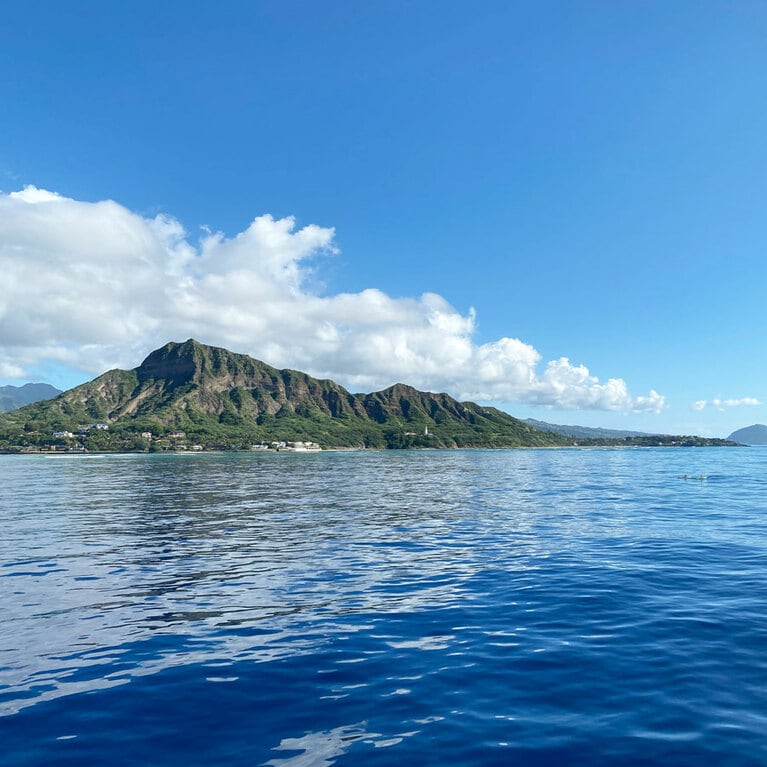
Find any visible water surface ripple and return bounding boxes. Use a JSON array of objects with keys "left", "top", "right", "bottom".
[{"left": 1, "top": 448, "right": 767, "bottom": 765}]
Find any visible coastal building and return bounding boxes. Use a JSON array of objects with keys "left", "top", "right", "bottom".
[{"left": 251, "top": 441, "right": 321, "bottom": 451}]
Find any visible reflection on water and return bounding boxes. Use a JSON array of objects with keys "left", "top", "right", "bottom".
[
  {"left": 2, "top": 449, "right": 767, "bottom": 765},
  {"left": 263, "top": 722, "right": 414, "bottom": 767}
]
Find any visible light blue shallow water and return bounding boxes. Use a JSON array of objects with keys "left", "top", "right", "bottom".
[{"left": 1, "top": 448, "right": 766, "bottom": 766}]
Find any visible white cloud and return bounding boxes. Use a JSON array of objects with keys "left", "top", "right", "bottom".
[
  {"left": 9, "top": 186, "right": 65, "bottom": 204},
  {"left": 0, "top": 361, "right": 25, "bottom": 378},
  {"left": 692, "top": 397, "right": 761, "bottom": 412},
  {"left": 0, "top": 186, "right": 664, "bottom": 412}
]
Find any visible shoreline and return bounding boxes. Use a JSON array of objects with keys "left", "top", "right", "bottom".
[{"left": 0, "top": 442, "right": 743, "bottom": 457}]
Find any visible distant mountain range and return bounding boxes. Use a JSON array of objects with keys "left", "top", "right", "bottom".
[
  {"left": 523, "top": 418, "right": 654, "bottom": 440},
  {"left": 0, "top": 340, "right": 738, "bottom": 451},
  {"left": 727, "top": 424, "right": 767, "bottom": 445},
  {"left": 0, "top": 383, "right": 62, "bottom": 413}
]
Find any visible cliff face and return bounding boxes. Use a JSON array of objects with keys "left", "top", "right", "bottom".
[{"left": 0, "top": 339, "right": 565, "bottom": 448}]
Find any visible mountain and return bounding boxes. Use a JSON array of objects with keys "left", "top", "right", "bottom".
[
  {"left": 0, "top": 383, "right": 62, "bottom": 413},
  {"left": 0, "top": 340, "right": 740, "bottom": 452},
  {"left": 0, "top": 339, "right": 567, "bottom": 450},
  {"left": 727, "top": 424, "right": 767, "bottom": 445},
  {"left": 523, "top": 418, "right": 653, "bottom": 440}
]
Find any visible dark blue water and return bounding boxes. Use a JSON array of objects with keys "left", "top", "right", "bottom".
[{"left": 1, "top": 448, "right": 766, "bottom": 766}]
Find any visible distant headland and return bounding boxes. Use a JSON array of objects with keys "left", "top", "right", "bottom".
[{"left": 727, "top": 424, "right": 767, "bottom": 445}]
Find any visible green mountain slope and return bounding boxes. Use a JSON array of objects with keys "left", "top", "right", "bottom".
[{"left": 0, "top": 339, "right": 566, "bottom": 450}]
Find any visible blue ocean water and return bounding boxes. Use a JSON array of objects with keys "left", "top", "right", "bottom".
[{"left": 1, "top": 447, "right": 766, "bottom": 766}]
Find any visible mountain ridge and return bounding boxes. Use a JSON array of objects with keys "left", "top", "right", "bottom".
[
  {"left": 0, "top": 383, "right": 62, "bottom": 413},
  {"left": 523, "top": 418, "right": 654, "bottom": 440},
  {"left": 0, "top": 340, "right": 565, "bottom": 450},
  {"left": 0, "top": 340, "right": 738, "bottom": 451}
]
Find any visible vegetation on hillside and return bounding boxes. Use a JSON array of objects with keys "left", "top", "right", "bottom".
[{"left": 0, "top": 340, "right": 741, "bottom": 452}]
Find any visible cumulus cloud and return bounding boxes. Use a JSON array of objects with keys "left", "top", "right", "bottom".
[
  {"left": 692, "top": 397, "right": 761, "bottom": 412},
  {"left": 0, "top": 186, "right": 664, "bottom": 412}
]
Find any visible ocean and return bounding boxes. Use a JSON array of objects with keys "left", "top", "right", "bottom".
[{"left": 1, "top": 448, "right": 766, "bottom": 766}]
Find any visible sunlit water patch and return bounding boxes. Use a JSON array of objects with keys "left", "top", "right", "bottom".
[{"left": 1, "top": 448, "right": 767, "bottom": 765}]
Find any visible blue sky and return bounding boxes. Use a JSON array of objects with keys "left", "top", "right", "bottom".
[{"left": 1, "top": 1, "right": 765, "bottom": 437}]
